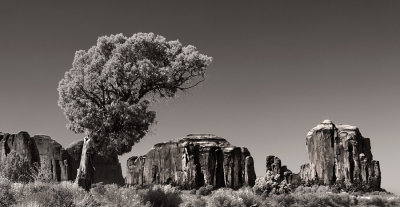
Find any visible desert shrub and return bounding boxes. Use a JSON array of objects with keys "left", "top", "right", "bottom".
[
  {"left": 332, "top": 179, "right": 381, "bottom": 193},
  {"left": 264, "top": 189, "right": 400, "bottom": 207},
  {"left": 13, "top": 181, "right": 96, "bottom": 207},
  {"left": 2, "top": 181, "right": 398, "bottom": 207},
  {"left": 142, "top": 185, "right": 182, "bottom": 207},
  {"left": 386, "top": 196, "right": 400, "bottom": 206},
  {"left": 0, "top": 151, "right": 37, "bottom": 183},
  {"left": 196, "top": 185, "right": 214, "bottom": 196},
  {"left": 59, "top": 181, "right": 97, "bottom": 207},
  {"left": 268, "top": 194, "right": 296, "bottom": 207},
  {"left": 294, "top": 185, "right": 334, "bottom": 194},
  {"left": 207, "top": 188, "right": 246, "bottom": 207},
  {"left": 35, "top": 184, "right": 75, "bottom": 207},
  {"left": 0, "top": 177, "right": 16, "bottom": 207},
  {"left": 235, "top": 187, "right": 264, "bottom": 207},
  {"left": 189, "top": 189, "right": 197, "bottom": 195},
  {"left": 90, "top": 182, "right": 107, "bottom": 198},
  {"left": 367, "top": 197, "right": 386, "bottom": 207},
  {"left": 180, "top": 195, "right": 207, "bottom": 207},
  {"left": 206, "top": 187, "right": 265, "bottom": 207},
  {"left": 269, "top": 192, "right": 353, "bottom": 207},
  {"left": 32, "top": 165, "right": 55, "bottom": 183},
  {"left": 12, "top": 181, "right": 51, "bottom": 204},
  {"left": 356, "top": 194, "right": 400, "bottom": 207},
  {"left": 253, "top": 172, "right": 291, "bottom": 196},
  {"left": 10, "top": 182, "right": 26, "bottom": 203},
  {"left": 91, "top": 183, "right": 145, "bottom": 207},
  {"left": 253, "top": 176, "right": 269, "bottom": 195}
]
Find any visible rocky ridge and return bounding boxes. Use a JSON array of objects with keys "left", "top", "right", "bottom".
[{"left": 1, "top": 120, "right": 382, "bottom": 192}]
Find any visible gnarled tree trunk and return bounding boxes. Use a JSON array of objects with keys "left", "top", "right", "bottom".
[{"left": 75, "top": 136, "right": 94, "bottom": 190}]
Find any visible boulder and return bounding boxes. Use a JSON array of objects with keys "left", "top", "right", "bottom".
[
  {"left": 300, "top": 120, "right": 381, "bottom": 190},
  {"left": 126, "top": 134, "right": 256, "bottom": 189}
]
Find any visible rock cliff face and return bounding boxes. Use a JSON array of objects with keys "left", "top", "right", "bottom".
[
  {"left": 66, "top": 140, "right": 124, "bottom": 186},
  {"left": 126, "top": 134, "right": 256, "bottom": 189},
  {"left": 0, "top": 131, "right": 124, "bottom": 185},
  {"left": 0, "top": 131, "right": 66, "bottom": 181},
  {"left": 300, "top": 120, "right": 381, "bottom": 190},
  {"left": 65, "top": 140, "right": 84, "bottom": 181},
  {"left": 33, "top": 135, "right": 69, "bottom": 181},
  {"left": 0, "top": 132, "right": 40, "bottom": 165}
]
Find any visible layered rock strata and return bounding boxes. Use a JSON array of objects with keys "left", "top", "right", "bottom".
[
  {"left": 126, "top": 134, "right": 256, "bottom": 189},
  {"left": 299, "top": 120, "right": 381, "bottom": 190}
]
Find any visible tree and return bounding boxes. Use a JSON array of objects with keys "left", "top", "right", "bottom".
[{"left": 58, "top": 33, "right": 212, "bottom": 189}]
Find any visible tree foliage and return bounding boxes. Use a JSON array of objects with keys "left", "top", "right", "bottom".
[{"left": 58, "top": 33, "right": 212, "bottom": 155}]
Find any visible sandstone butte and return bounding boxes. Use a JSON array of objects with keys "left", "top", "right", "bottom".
[
  {"left": 300, "top": 120, "right": 381, "bottom": 190},
  {"left": 263, "top": 120, "right": 381, "bottom": 191},
  {"left": 126, "top": 134, "right": 257, "bottom": 189},
  {"left": 0, "top": 131, "right": 124, "bottom": 185}
]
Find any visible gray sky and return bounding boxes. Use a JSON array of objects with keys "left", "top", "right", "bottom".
[{"left": 1, "top": 1, "right": 399, "bottom": 193}]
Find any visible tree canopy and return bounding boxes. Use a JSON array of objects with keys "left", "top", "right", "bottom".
[{"left": 58, "top": 33, "right": 212, "bottom": 155}]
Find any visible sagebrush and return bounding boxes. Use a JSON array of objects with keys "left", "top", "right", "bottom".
[{"left": 0, "top": 177, "right": 399, "bottom": 207}]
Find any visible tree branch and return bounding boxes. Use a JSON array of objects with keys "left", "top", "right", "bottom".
[
  {"left": 78, "top": 85, "right": 102, "bottom": 108},
  {"left": 178, "top": 78, "right": 205, "bottom": 90}
]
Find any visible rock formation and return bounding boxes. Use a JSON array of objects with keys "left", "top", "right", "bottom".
[
  {"left": 0, "top": 131, "right": 40, "bottom": 165},
  {"left": 65, "top": 140, "right": 84, "bottom": 181},
  {"left": 253, "top": 155, "right": 298, "bottom": 195},
  {"left": 67, "top": 140, "right": 124, "bottom": 186},
  {"left": 0, "top": 131, "right": 124, "bottom": 186},
  {"left": 33, "top": 135, "right": 69, "bottom": 181},
  {"left": 299, "top": 120, "right": 381, "bottom": 190},
  {"left": 126, "top": 134, "right": 256, "bottom": 189},
  {"left": 265, "top": 155, "right": 301, "bottom": 185}
]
